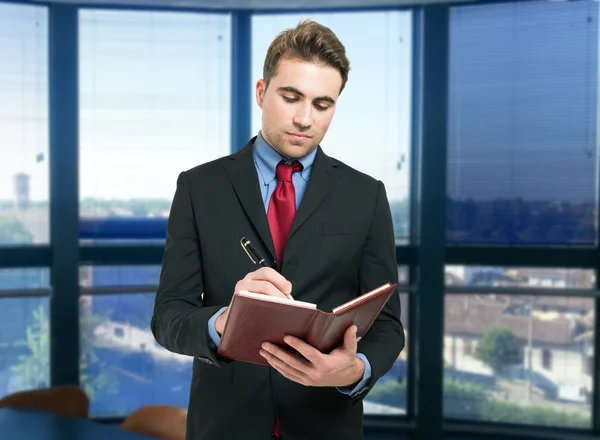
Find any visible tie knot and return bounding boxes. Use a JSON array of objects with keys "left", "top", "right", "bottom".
[{"left": 276, "top": 161, "right": 303, "bottom": 182}]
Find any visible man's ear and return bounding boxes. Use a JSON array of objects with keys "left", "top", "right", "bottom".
[{"left": 256, "top": 79, "right": 266, "bottom": 109}]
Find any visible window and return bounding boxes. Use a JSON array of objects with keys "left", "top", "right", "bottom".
[
  {"left": 0, "top": 268, "right": 51, "bottom": 400},
  {"left": 542, "top": 349, "right": 552, "bottom": 370},
  {"left": 364, "top": 266, "right": 409, "bottom": 415},
  {"left": 463, "top": 340, "right": 473, "bottom": 356},
  {"left": 78, "top": 264, "right": 408, "bottom": 416},
  {"left": 79, "top": 265, "right": 190, "bottom": 416},
  {"left": 0, "top": 267, "right": 50, "bottom": 290},
  {"left": 586, "top": 356, "right": 593, "bottom": 376},
  {"left": 78, "top": 10, "right": 231, "bottom": 241},
  {"left": 444, "top": 266, "right": 594, "bottom": 428},
  {"left": 252, "top": 12, "right": 412, "bottom": 244},
  {"left": 445, "top": 266, "right": 595, "bottom": 289},
  {"left": 0, "top": 297, "right": 50, "bottom": 398},
  {"left": 80, "top": 265, "right": 161, "bottom": 288},
  {"left": 0, "top": 3, "right": 49, "bottom": 246},
  {"left": 447, "top": 1, "right": 598, "bottom": 245}
]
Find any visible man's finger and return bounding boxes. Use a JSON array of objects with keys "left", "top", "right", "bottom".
[
  {"left": 262, "top": 342, "right": 312, "bottom": 371},
  {"left": 284, "top": 336, "right": 323, "bottom": 365},
  {"left": 343, "top": 325, "right": 358, "bottom": 350},
  {"left": 245, "top": 280, "right": 288, "bottom": 299},
  {"left": 254, "top": 267, "right": 293, "bottom": 295},
  {"left": 270, "top": 363, "right": 309, "bottom": 386},
  {"left": 260, "top": 349, "right": 310, "bottom": 384}
]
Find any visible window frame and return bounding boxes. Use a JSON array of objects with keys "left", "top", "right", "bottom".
[{"left": 1, "top": 1, "right": 599, "bottom": 440}]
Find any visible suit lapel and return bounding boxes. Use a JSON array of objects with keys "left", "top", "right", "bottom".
[
  {"left": 288, "top": 146, "right": 341, "bottom": 240},
  {"left": 222, "top": 138, "right": 277, "bottom": 262},
  {"left": 223, "top": 141, "right": 341, "bottom": 266}
]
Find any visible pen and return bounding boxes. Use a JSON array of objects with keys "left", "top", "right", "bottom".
[{"left": 240, "top": 237, "right": 294, "bottom": 301}]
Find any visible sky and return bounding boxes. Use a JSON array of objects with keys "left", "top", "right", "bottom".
[
  {"left": 0, "top": 5, "right": 412, "bottom": 203},
  {"left": 1, "top": 1, "right": 599, "bottom": 205}
]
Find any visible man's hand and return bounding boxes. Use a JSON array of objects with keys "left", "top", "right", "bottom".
[
  {"left": 259, "top": 325, "right": 365, "bottom": 388},
  {"left": 215, "top": 267, "right": 292, "bottom": 335}
]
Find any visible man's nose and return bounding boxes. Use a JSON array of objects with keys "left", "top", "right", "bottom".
[{"left": 293, "top": 104, "right": 312, "bottom": 129}]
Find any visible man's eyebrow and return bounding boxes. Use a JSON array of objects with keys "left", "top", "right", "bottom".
[{"left": 277, "top": 86, "right": 336, "bottom": 104}]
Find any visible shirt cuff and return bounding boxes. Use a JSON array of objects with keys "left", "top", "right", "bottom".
[
  {"left": 336, "top": 353, "right": 371, "bottom": 395},
  {"left": 207, "top": 307, "right": 228, "bottom": 348}
]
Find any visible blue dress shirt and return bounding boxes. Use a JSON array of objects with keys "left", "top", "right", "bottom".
[{"left": 207, "top": 131, "right": 372, "bottom": 395}]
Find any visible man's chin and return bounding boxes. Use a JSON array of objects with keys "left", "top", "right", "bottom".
[
  {"left": 284, "top": 150, "right": 312, "bottom": 160},
  {"left": 282, "top": 142, "right": 317, "bottom": 158}
]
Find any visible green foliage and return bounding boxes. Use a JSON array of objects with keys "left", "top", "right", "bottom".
[
  {"left": 0, "top": 217, "right": 33, "bottom": 244},
  {"left": 368, "top": 376, "right": 590, "bottom": 428},
  {"left": 369, "top": 379, "right": 405, "bottom": 396},
  {"left": 10, "top": 304, "right": 49, "bottom": 388},
  {"left": 475, "top": 327, "right": 523, "bottom": 376},
  {"left": 443, "top": 379, "right": 487, "bottom": 419},
  {"left": 481, "top": 399, "right": 590, "bottom": 428},
  {"left": 79, "top": 307, "right": 120, "bottom": 401},
  {"left": 10, "top": 303, "right": 119, "bottom": 401}
]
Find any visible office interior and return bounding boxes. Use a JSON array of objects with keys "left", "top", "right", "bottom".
[{"left": 0, "top": 0, "right": 599, "bottom": 438}]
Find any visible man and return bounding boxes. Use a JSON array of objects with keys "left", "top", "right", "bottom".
[{"left": 152, "top": 19, "right": 404, "bottom": 440}]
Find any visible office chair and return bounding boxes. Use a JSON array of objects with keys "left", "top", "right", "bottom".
[
  {"left": 0, "top": 385, "right": 89, "bottom": 419},
  {"left": 121, "top": 404, "right": 187, "bottom": 440}
]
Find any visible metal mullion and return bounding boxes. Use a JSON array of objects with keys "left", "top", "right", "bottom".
[
  {"left": 80, "top": 284, "right": 158, "bottom": 296},
  {"left": 49, "top": 3, "right": 80, "bottom": 387},
  {"left": 447, "top": 247, "right": 597, "bottom": 269},
  {"left": 230, "top": 10, "right": 251, "bottom": 153},
  {"left": 404, "top": 6, "right": 422, "bottom": 423},
  {"left": 0, "top": 289, "right": 52, "bottom": 298},
  {"left": 414, "top": 5, "right": 450, "bottom": 439},
  {"left": 0, "top": 247, "right": 52, "bottom": 268},
  {"left": 593, "top": 295, "right": 600, "bottom": 434}
]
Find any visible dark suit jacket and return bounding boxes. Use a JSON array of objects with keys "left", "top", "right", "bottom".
[{"left": 151, "top": 137, "right": 405, "bottom": 440}]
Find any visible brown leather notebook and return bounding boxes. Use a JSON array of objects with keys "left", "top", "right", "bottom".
[{"left": 217, "top": 282, "right": 398, "bottom": 365}]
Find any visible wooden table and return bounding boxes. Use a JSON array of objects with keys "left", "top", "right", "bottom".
[{"left": 0, "top": 408, "right": 156, "bottom": 439}]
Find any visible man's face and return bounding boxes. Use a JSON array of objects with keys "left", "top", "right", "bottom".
[{"left": 255, "top": 57, "right": 342, "bottom": 159}]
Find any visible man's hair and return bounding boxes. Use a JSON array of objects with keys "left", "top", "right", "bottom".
[{"left": 263, "top": 19, "right": 350, "bottom": 93}]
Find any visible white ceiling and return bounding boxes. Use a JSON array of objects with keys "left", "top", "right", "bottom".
[{"left": 32, "top": 0, "right": 473, "bottom": 10}]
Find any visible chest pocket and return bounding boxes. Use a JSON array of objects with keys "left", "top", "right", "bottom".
[
  {"left": 322, "top": 221, "right": 367, "bottom": 270},
  {"left": 322, "top": 221, "right": 366, "bottom": 236}
]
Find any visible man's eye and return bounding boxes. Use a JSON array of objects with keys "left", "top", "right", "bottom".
[
  {"left": 283, "top": 96, "right": 297, "bottom": 103},
  {"left": 315, "top": 104, "right": 328, "bottom": 111}
]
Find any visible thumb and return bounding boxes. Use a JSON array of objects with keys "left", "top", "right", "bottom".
[{"left": 344, "top": 325, "right": 358, "bottom": 350}]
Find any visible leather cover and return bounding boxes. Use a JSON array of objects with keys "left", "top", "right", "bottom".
[{"left": 217, "top": 282, "right": 398, "bottom": 365}]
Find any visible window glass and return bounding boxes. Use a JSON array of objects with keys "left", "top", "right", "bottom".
[
  {"left": 0, "top": 297, "right": 50, "bottom": 398},
  {"left": 0, "top": 3, "right": 49, "bottom": 246},
  {"left": 444, "top": 264, "right": 594, "bottom": 428},
  {"left": 79, "top": 10, "right": 231, "bottom": 241},
  {"left": 365, "top": 266, "right": 409, "bottom": 415},
  {"left": 447, "top": 1, "right": 598, "bottom": 245},
  {"left": 252, "top": 12, "right": 412, "bottom": 244},
  {"left": 79, "top": 265, "right": 190, "bottom": 416}
]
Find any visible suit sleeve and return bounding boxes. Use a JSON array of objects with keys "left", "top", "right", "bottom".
[
  {"left": 347, "top": 180, "right": 405, "bottom": 403},
  {"left": 151, "top": 171, "right": 228, "bottom": 366}
]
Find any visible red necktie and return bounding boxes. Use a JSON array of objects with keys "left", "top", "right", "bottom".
[
  {"left": 267, "top": 160, "right": 302, "bottom": 438},
  {"left": 267, "top": 161, "right": 303, "bottom": 269}
]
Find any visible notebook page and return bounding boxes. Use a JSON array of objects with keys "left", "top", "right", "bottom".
[{"left": 237, "top": 291, "right": 317, "bottom": 309}]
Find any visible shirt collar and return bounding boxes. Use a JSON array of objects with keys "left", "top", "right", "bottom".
[{"left": 253, "top": 130, "right": 317, "bottom": 186}]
